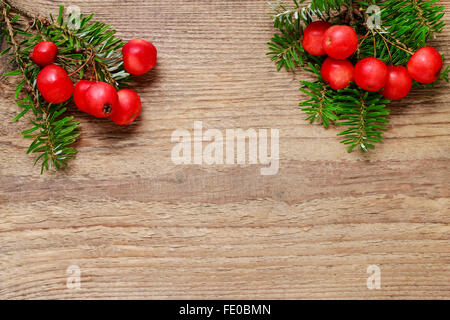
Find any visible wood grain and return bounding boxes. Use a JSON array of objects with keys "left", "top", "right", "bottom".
[{"left": 0, "top": 0, "right": 449, "bottom": 300}]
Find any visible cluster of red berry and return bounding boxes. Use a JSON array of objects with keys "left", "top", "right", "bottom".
[
  {"left": 302, "top": 22, "right": 443, "bottom": 99},
  {"left": 31, "top": 39, "right": 157, "bottom": 125}
]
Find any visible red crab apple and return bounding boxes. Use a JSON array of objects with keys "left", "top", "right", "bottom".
[
  {"left": 37, "top": 64, "right": 74, "bottom": 104},
  {"left": 381, "top": 66, "right": 413, "bottom": 100},
  {"left": 31, "top": 41, "right": 58, "bottom": 67},
  {"left": 73, "top": 80, "right": 95, "bottom": 113},
  {"left": 407, "top": 46, "right": 443, "bottom": 84},
  {"left": 110, "top": 89, "right": 142, "bottom": 125},
  {"left": 354, "top": 57, "right": 388, "bottom": 92},
  {"left": 302, "top": 21, "right": 332, "bottom": 56},
  {"left": 322, "top": 25, "right": 358, "bottom": 59},
  {"left": 84, "top": 82, "right": 119, "bottom": 118},
  {"left": 321, "top": 57, "right": 354, "bottom": 90},
  {"left": 122, "top": 39, "right": 157, "bottom": 76}
]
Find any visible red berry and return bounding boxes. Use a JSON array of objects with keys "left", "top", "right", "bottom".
[
  {"left": 37, "top": 65, "right": 74, "bottom": 104},
  {"left": 85, "top": 82, "right": 119, "bottom": 118},
  {"left": 321, "top": 57, "right": 354, "bottom": 90},
  {"left": 110, "top": 89, "right": 142, "bottom": 125},
  {"left": 322, "top": 25, "right": 358, "bottom": 59},
  {"left": 381, "top": 66, "right": 413, "bottom": 100},
  {"left": 122, "top": 39, "right": 157, "bottom": 76},
  {"left": 31, "top": 41, "right": 58, "bottom": 67},
  {"left": 302, "top": 21, "right": 332, "bottom": 56},
  {"left": 407, "top": 46, "right": 443, "bottom": 84},
  {"left": 73, "top": 80, "right": 95, "bottom": 113},
  {"left": 354, "top": 57, "right": 388, "bottom": 92}
]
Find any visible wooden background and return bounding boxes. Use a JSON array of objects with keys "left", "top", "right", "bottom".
[{"left": 0, "top": 0, "right": 449, "bottom": 300}]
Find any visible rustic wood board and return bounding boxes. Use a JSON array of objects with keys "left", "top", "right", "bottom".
[{"left": 0, "top": 0, "right": 449, "bottom": 300}]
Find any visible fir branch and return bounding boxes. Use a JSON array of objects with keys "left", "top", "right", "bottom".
[
  {"left": 269, "top": 0, "right": 306, "bottom": 27},
  {"left": 311, "top": 0, "right": 350, "bottom": 12},
  {"left": 267, "top": 0, "right": 336, "bottom": 71},
  {"left": 267, "top": 0, "right": 448, "bottom": 154},
  {"left": 267, "top": 0, "right": 354, "bottom": 71},
  {"left": 2, "top": 0, "right": 47, "bottom": 24},
  {"left": 267, "top": 15, "right": 305, "bottom": 71},
  {"left": 336, "top": 89, "right": 390, "bottom": 153},
  {"left": 46, "top": 19, "right": 128, "bottom": 88},
  {"left": 0, "top": 1, "right": 130, "bottom": 173},
  {"left": 376, "top": 0, "right": 445, "bottom": 49},
  {"left": 3, "top": 1, "right": 129, "bottom": 87},
  {"left": 1, "top": 5, "right": 38, "bottom": 107},
  {"left": 411, "top": 0, "right": 443, "bottom": 34},
  {"left": 358, "top": 0, "right": 447, "bottom": 65},
  {"left": 298, "top": 63, "right": 340, "bottom": 128},
  {"left": 268, "top": 0, "right": 349, "bottom": 23},
  {"left": 1, "top": 3, "right": 79, "bottom": 173}
]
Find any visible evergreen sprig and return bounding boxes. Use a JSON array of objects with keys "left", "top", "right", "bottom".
[
  {"left": 310, "top": 0, "right": 349, "bottom": 12},
  {"left": 267, "top": 0, "right": 448, "bottom": 153},
  {"left": 299, "top": 63, "right": 341, "bottom": 128},
  {"left": 267, "top": 12, "right": 305, "bottom": 71},
  {"left": 0, "top": 0, "right": 129, "bottom": 173},
  {"left": 336, "top": 89, "right": 390, "bottom": 152},
  {"left": 267, "top": 0, "right": 332, "bottom": 71},
  {"left": 379, "top": 0, "right": 445, "bottom": 45}
]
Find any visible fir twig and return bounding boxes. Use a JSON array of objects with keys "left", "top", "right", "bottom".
[
  {"left": 267, "top": 0, "right": 448, "bottom": 153},
  {"left": 0, "top": 1, "right": 130, "bottom": 172},
  {"left": 299, "top": 63, "right": 341, "bottom": 128},
  {"left": 336, "top": 90, "right": 390, "bottom": 153}
]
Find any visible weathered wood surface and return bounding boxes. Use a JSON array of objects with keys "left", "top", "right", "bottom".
[{"left": 0, "top": 0, "right": 449, "bottom": 299}]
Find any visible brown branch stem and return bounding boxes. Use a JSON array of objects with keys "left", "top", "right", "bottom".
[
  {"left": 375, "top": 30, "right": 415, "bottom": 56},
  {"left": 1, "top": 5, "right": 40, "bottom": 108},
  {"left": 68, "top": 48, "right": 94, "bottom": 77}
]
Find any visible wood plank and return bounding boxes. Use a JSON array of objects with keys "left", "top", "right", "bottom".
[{"left": 0, "top": 0, "right": 449, "bottom": 299}]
